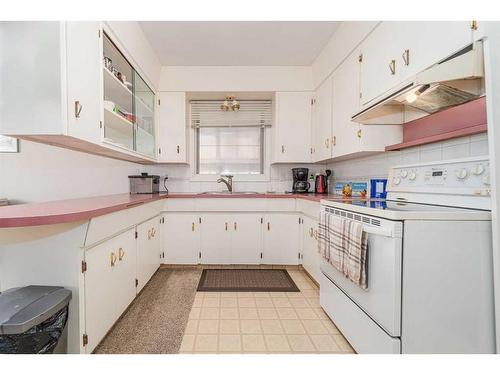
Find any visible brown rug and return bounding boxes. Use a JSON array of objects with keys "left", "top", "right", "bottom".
[
  {"left": 197, "top": 269, "right": 300, "bottom": 292},
  {"left": 94, "top": 268, "right": 201, "bottom": 354}
]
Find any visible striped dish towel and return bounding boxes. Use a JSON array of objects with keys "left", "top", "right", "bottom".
[
  {"left": 318, "top": 212, "right": 368, "bottom": 289},
  {"left": 318, "top": 212, "right": 332, "bottom": 262}
]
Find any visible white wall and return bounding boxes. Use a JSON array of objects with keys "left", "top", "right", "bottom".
[
  {"left": 312, "top": 21, "right": 378, "bottom": 89},
  {"left": 0, "top": 141, "right": 144, "bottom": 204},
  {"left": 159, "top": 66, "right": 313, "bottom": 92}
]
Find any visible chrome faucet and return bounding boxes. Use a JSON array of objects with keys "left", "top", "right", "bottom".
[{"left": 217, "top": 174, "right": 234, "bottom": 193}]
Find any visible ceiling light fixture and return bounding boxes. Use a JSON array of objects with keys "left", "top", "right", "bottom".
[{"left": 221, "top": 96, "right": 240, "bottom": 111}]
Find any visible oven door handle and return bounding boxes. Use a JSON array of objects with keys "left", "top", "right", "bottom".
[{"left": 362, "top": 225, "right": 394, "bottom": 238}]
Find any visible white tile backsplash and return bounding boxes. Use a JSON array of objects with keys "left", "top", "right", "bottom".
[
  {"left": 145, "top": 163, "right": 328, "bottom": 193},
  {"left": 146, "top": 134, "right": 490, "bottom": 194},
  {"left": 326, "top": 134, "right": 489, "bottom": 192}
]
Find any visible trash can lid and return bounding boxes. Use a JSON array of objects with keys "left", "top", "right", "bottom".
[{"left": 0, "top": 285, "right": 72, "bottom": 335}]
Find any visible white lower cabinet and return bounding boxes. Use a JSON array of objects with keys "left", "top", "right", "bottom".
[
  {"left": 136, "top": 216, "right": 161, "bottom": 292},
  {"left": 262, "top": 214, "right": 300, "bottom": 265},
  {"left": 161, "top": 212, "right": 300, "bottom": 265},
  {"left": 200, "top": 214, "right": 262, "bottom": 264},
  {"left": 200, "top": 214, "right": 232, "bottom": 264},
  {"left": 301, "top": 216, "right": 321, "bottom": 283},
  {"left": 230, "top": 214, "right": 262, "bottom": 264},
  {"left": 162, "top": 214, "right": 200, "bottom": 264},
  {"left": 84, "top": 215, "right": 160, "bottom": 352},
  {"left": 84, "top": 228, "right": 137, "bottom": 353}
]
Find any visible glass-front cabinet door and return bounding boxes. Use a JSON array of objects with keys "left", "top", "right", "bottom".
[
  {"left": 134, "top": 72, "right": 155, "bottom": 157},
  {"left": 102, "top": 32, "right": 155, "bottom": 157}
]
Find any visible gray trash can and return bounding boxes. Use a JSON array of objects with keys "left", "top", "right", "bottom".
[{"left": 0, "top": 285, "right": 72, "bottom": 354}]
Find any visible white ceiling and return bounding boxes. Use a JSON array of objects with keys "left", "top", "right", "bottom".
[{"left": 139, "top": 21, "right": 340, "bottom": 66}]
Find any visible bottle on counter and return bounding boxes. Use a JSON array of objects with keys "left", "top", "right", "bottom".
[{"left": 309, "top": 174, "right": 315, "bottom": 193}]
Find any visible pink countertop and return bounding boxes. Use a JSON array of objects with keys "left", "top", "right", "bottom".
[{"left": 0, "top": 192, "right": 337, "bottom": 228}]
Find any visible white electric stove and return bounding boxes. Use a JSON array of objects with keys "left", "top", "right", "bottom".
[{"left": 319, "top": 156, "right": 495, "bottom": 354}]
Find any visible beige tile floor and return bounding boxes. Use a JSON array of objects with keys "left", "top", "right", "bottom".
[{"left": 179, "top": 270, "right": 355, "bottom": 354}]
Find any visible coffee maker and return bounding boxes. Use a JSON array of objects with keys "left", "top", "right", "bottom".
[{"left": 292, "top": 168, "right": 310, "bottom": 193}]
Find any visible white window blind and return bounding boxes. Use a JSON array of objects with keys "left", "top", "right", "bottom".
[
  {"left": 190, "top": 100, "right": 272, "bottom": 128},
  {"left": 191, "top": 100, "right": 271, "bottom": 175}
]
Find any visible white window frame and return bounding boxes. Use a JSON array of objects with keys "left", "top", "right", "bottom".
[{"left": 188, "top": 112, "right": 271, "bottom": 182}]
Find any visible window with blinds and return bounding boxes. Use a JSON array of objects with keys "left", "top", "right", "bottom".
[{"left": 191, "top": 100, "right": 272, "bottom": 175}]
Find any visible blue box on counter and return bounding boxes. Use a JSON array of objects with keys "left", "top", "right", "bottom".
[{"left": 370, "top": 178, "right": 388, "bottom": 199}]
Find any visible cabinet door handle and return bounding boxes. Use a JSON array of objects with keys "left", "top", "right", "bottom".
[
  {"left": 281, "top": 145, "right": 285, "bottom": 153},
  {"left": 267, "top": 222, "right": 270, "bottom": 231},
  {"left": 225, "top": 222, "right": 228, "bottom": 231},
  {"left": 151, "top": 227, "right": 156, "bottom": 238},
  {"left": 402, "top": 49, "right": 410, "bottom": 66},
  {"left": 325, "top": 138, "right": 330, "bottom": 148},
  {"left": 234, "top": 222, "right": 237, "bottom": 231},
  {"left": 110, "top": 252, "right": 117, "bottom": 267},
  {"left": 118, "top": 247, "right": 124, "bottom": 261},
  {"left": 389, "top": 59, "right": 396, "bottom": 75},
  {"left": 74, "top": 101, "right": 83, "bottom": 118},
  {"left": 309, "top": 227, "right": 313, "bottom": 237},
  {"left": 332, "top": 136, "right": 336, "bottom": 146},
  {"left": 176, "top": 145, "right": 180, "bottom": 154},
  {"left": 192, "top": 222, "right": 195, "bottom": 231},
  {"left": 313, "top": 230, "right": 318, "bottom": 240}
]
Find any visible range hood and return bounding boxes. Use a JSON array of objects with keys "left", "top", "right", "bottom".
[{"left": 352, "top": 41, "right": 485, "bottom": 125}]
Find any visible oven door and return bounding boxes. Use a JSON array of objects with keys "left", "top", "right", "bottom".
[{"left": 320, "top": 211, "right": 403, "bottom": 337}]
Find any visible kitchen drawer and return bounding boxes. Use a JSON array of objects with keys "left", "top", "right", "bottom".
[
  {"left": 85, "top": 201, "right": 161, "bottom": 247},
  {"left": 320, "top": 272, "right": 401, "bottom": 354},
  {"left": 164, "top": 198, "right": 197, "bottom": 212},
  {"left": 265, "top": 198, "right": 296, "bottom": 212},
  {"left": 296, "top": 199, "right": 320, "bottom": 219},
  {"left": 195, "top": 198, "right": 269, "bottom": 212}
]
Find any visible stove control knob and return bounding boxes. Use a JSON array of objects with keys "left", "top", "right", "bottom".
[
  {"left": 400, "top": 170, "right": 408, "bottom": 178},
  {"left": 482, "top": 174, "right": 490, "bottom": 185},
  {"left": 472, "top": 164, "right": 485, "bottom": 175},
  {"left": 456, "top": 168, "right": 468, "bottom": 180},
  {"left": 393, "top": 177, "right": 401, "bottom": 185},
  {"left": 408, "top": 171, "right": 417, "bottom": 181}
]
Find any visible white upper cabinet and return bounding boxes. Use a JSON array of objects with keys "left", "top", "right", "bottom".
[
  {"left": 65, "top": 22, "right": 103, "bottom": 144},
  {"left": 273, "top": 92, "right": 313, "bottom": 163},
  {"left": 311, "top": 76, "right": 334, "bottom": 162},
  {"left": 332, "top": 50, "right": 363, "bottom": 159},
  {"left": 359, "top": 22, "right": 405, "bottom": 105},
  {"left": 0, "top": 21, "right": 157, "bottom": 164},
  {"left": 157, "top": 92, "right": 188, "bottom": 163},
  {"left": 397, "top": 21, "right": 473, "bottom": 83},
  {"left": 360, "top": 21, "right": 474, "bottom": 106},
  {"left": 332, "top": 49, "right": 402, "bottom": 159}
]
